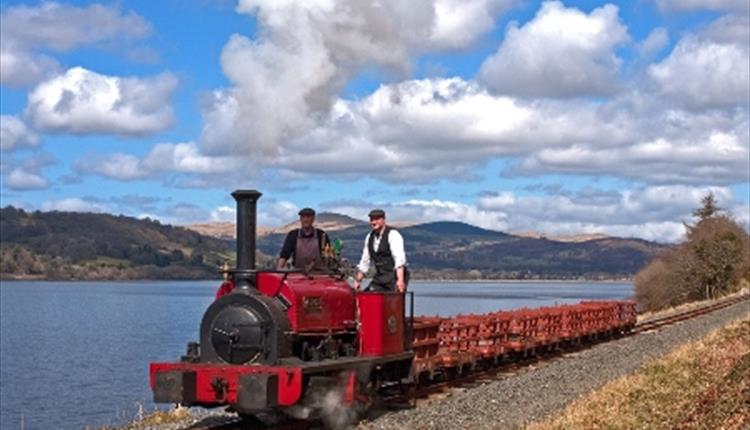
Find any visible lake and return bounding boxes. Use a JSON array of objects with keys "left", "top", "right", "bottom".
[{"left": 0, "top": 280, "right": 632, "bottom": 430}]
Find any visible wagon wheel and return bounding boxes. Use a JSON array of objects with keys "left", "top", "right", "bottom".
[{"left": 398, "top": 379, "right": 417, "bottom": 408}]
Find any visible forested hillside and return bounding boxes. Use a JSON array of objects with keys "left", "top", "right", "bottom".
[
  {"left": 0, "top": 206, "right": 234, "bottom": 280},
  {"left": 1, "top": 207, "right": 667, "bottom": 281},
  {"left": 258, "top": 221, "right": 667, "bottom": 279}
]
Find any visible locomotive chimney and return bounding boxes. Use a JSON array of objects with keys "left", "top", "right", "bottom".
[{"left": 231, "top": 189, "right": 262, "bottom": 290}]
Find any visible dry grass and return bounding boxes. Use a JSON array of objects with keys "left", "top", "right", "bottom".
[
  {"left": 637, "top": 289, "right": 749, "bottom": 322},
  {"left": 99, "top": 405, "right": 192, "bottom": 430},
  {"left": 526, "top": 317, "right": 750, "bottom": 430}
]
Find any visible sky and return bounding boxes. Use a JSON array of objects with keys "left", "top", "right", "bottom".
[{"left": 0, "top": 0, "right": 748, "bottom": 243}]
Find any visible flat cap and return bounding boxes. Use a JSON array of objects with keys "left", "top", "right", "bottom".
[
  {"left": 298, "top": 207, "right": 316, "bottom": 216},
  {"left": 368, "top": 209, "right": 386, "bottom": 218}
]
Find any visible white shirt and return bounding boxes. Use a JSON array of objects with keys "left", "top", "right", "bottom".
[{"left": 357, "top": 228, "right": 407, "bottom": 274}]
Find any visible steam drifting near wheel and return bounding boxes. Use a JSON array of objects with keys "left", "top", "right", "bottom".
[{"left": 149, "top": 189, "right": 637, "bottom": 425}]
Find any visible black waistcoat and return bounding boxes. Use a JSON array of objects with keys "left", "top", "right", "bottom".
[{"left": 368, "top": 227, "right": 395, "bottom": 287}]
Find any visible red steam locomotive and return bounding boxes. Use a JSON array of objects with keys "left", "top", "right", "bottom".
[{"left": 149, "top": 190, "right": 637, "bottom": 423}]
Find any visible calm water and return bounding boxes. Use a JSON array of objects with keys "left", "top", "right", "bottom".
[{"left": 0, "top": 280, "right": 632, "bottom": 430}]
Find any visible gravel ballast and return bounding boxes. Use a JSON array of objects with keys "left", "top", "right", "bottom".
[{"left": 358, "top": 300, "right": 750, "bottom": 430}]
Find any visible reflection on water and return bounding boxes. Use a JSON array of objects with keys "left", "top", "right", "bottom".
[{"left": 0, "top": 280, "right": 631, "bottom": 430}]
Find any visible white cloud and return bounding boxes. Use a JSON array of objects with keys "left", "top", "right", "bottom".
[
  {"left": 637, "top": 27, "right": 669, "bottom": 57},
  {"left": 430, "top": 0, "right": 515, "bottom": 49},
  {"left": 200, "top": 0, "right": 511, "bottom": 159},
  {"left": 25, "top": 67, "right": 178, "bottom": 135},
  {"left": 4, "top": 168, "right": 49, "bottom": 190},
  {"left": 478, "top": 1, "right": 628, "bottom": 97},
  {"left": 279, "top": 77, "right": 747, "bottom": 185},
  {"left": 141, "top": 143, "right": 233, "bottom": 174},
  {"left": 701, "top": 14, "right": 750, "bottom": 46},
  {"left": 655, "top": 0, "right": 749, "bottom": 13},
  {"left": 0, "top": 49, "right": 60, "bottom": 88},
  {"left": 210, "top": 205, "right": 235, "bottom": 222},
  {"left": 83, "top": 153, "right": 149, "bottom": 181},
  {"left": 259, "top": 200, "right": 299, "bottom": 226},
  {"left": 79, "top": 142, "right": 239, "bottom": 180},
  {"left": 66, "top": 2, "right": 748, "bottom": 192},
  {"left": 208, "top": 200, "right": 298, "bottom": 227},
  {"left": 325, "top": 185, "right": 741, "bottom": 242},
  {"left": 0, "top": 2, "right": 151, "bottom": 51},
  {"left": 0, "top": 2, "right": 152, "bottom": 87},
  {"left": 275, "top": 77, "right": 634, "bottom": 182},
  {"left": 648, "top": 27, "right": 749, "bottom": 109},
  {"left": 0, "top": 115, "right": 39, "bottom": 151},
  {"left": 94, "top": 70, "right": 747, "bottom": 187},
  {"left": 517, "top": 127, "right": 750, "bottom": 184},
  {"left": 41, "top": 197, "right": 106, "bottom": 213}
]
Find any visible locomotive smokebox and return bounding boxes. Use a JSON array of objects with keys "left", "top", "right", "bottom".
[{"left": 231, "top": 189, "right": 262, "bottom": 290}]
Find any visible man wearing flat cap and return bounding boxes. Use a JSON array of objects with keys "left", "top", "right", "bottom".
[
  {"left": 354, "top": 209, "right": 408, "bottom": 293},
  {"left": 277, "top": 207, "right": 330, "bottom": 270}
]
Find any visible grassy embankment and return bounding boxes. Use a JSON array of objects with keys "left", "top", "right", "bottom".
[{"left": 526, "top": 316, "right": 750, "bottom": 430}]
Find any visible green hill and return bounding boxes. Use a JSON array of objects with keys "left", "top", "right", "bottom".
[
  {"left": 0, "top": 206, "right": 235, "bottom": 280},
  {"left": 0, "top": 207, "right": 667, "bottom": 281},
  {"left": 258, "top": 221, "right": 666, "bottom": 280}
]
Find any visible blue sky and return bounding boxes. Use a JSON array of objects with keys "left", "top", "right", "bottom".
[{"left": 1, "top": 0, "right": 748, "bottom": 243}]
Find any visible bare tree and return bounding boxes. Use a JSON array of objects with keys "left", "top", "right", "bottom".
[{"left": 635, "top": 193, "right": 749, "bottom": 310}]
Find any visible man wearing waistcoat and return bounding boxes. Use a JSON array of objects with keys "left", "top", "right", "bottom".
[
  {"left": 277, "top": 208, "right": 330, "bottom": 270},
  {"left": 354, "top": 209, "right": 408, "bottom": 293}
]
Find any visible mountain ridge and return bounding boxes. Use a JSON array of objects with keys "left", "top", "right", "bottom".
[{"left": 1, "top": 206, "right": 667, "bottom": 280}]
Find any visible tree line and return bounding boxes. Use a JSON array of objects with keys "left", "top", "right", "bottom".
[{"left": 635, "top": 194, "right": 750, "bottom": 311}]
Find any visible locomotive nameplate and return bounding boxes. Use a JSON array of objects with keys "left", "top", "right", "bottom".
[{"left": 303, "top": 296, "right": 323, "bottom": 313}]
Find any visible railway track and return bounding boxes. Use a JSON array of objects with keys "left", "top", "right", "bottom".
[
  {"left": 387, "top": 293, "right": 750, "bottom": 406},
  {"left": 189, "top": 293, "right": 749, "bottom": 430},
  {"left": 633, "top": 293, "right": 749, "bottom": 333}
]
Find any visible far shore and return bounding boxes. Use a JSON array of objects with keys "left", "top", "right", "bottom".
[{"left": 0, "top": 276, "right": 632, "bottom": 283}]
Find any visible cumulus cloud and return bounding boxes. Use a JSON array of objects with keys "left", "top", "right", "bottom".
[
  {"left": 63, "top": 0, "right": 748, "bottom": 203},
  {"left": 277, "top": 76, "right": 747, "bottom": 185},
  {"left": 77, "top": 142, "right": 237, "bottom": 181},
  {"left": 0, "top": 115, "right": 40, "bottom": 151},
  {"left": 1, "top": 151, "right": 56, "bottom": 191},
  {"left": 516, "top": 125, "right": 750, "bottom": 185},
  {"left": 275, "top": 78, "right": 635, "bottom": 182},
  {"left": 25, "top": 67, "right": 178, "bottom": 135},
  {"left": 3, "top": 168, "right": 49, "bottom": 190},
  {"left": 0, "top": 49, "right": 61, "bottom": 88},
  {"left": 90, "top": 70, "right": 747, "bottom": 187},
  {"left": 200, "top": 0, "right": 512, "bottom": 159},
  {"left": 648, "top": 17, "right": 750, "bottom": 109},
  {"left": 0, "top": 2, "right": 152, "bottom": 87},
  {"left": 207, "top": 200, "right": 298, "bottom": 226},
  {"left": 478, "top": 1, "right": 629, "bottom": 97},
  {"left": 41, "top": 197, "right": 106, "bottom": 213},
  {"left": 430, "top": 0, "right": 516, "bottom": 49}
]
